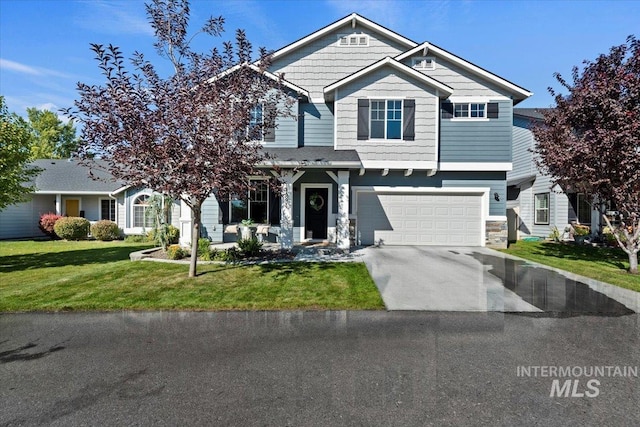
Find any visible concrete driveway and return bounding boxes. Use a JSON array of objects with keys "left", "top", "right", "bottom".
[{"left": 361, "top": 246, "right": 638, "bottom": 314}]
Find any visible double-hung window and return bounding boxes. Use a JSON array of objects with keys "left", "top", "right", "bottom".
[
  {"left": 100, "top": 199, "right": 116, "bottom": 221},
  {"left": 133, "top": 195, "right": 154, "bottom": 228},
  {"left": 359, "top": 99, "right": 414, "bottom": 141},
  {"left": 534, "top": 193, "right": 550, "bottom": 225},
  {"left": 230, "top": 180, "right": 272, "bottom": 224}
]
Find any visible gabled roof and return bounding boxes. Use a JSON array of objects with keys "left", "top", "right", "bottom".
[
  {"left": 209, "top": 63, "right": 310, "bottom": 99},
  {"left": 395, "top": 42, "right": 533, "bottom": 103},
  {"left": 323, "top": 56, "right": 454, "bottom": 101},
  {"left": 30, "top": 159, "right": 125, "bottom": 194},
  {"left": 514, "top": 108, "right": 549, "bottom": 121},
  {"left": 270, "top": 13, "right": 418, "bottom": 61}
]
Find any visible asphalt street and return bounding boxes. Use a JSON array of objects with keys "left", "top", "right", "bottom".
[{"left": 1, "top": 311, "right": 638, "bottom": 426}]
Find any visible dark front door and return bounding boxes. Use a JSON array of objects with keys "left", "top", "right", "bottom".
[{"left": 305, "top": 188, "right": 328, "bottom": 239}]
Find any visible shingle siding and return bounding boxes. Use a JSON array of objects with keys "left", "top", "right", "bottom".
[
  {"left": 335, "top": 67, "right": 438, "bottom": 162},
  {"left": 270, "top": 23, "right": 407, "bottom": 99}
]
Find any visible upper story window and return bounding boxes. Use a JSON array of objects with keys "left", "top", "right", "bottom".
[
  {"left": 441, "top": 101, "right": 499, "bottom": 119},
  {"left": 411, "top": 56, "right": 436, "bottom": 70},
  {"left": 337, "top": 34, "right": 369, "bottom": 46},
  {"left": 248, "top": 104, "right": 263, "bottom": 140},
  {"left": 358, "top": 99, "right": 415, "bottom": 141}
]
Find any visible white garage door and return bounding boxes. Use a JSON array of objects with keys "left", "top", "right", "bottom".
[{"left": 357, "top": 192, "right": 483, "bottom": 246}]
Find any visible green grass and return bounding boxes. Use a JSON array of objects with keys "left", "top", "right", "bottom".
[
  {"left": 0, "top": 240, "right": 384, "bottom": 312},
  {"left": 501, "top": 241, "right": 640, "bottom": 292}
]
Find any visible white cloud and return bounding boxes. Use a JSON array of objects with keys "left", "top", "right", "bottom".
[
  {"left": 74, "top": 0, "right": 154, "bottom": 36},
  {"left": 0, "top": 58, "right": 73, "bottom": 79}
]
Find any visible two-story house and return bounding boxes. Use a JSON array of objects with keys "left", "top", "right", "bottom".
[
  {"left": 0, "top": 14, "right": 533, "bottom": 247},
  {"left": 180, "top": 13, "right": 532, "bottom": 249}
]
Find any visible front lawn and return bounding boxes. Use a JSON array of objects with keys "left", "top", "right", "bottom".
[
  {"left": 501, "top": 241, "right": 640, "bottom": 292},
  {"left": 0, "top": 240, "right": 384, "bottom": 312}
]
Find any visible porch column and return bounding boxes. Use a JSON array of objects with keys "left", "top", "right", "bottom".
[
  {"left": 336, "top": 170, "right": 350, "bottom": 249},
  {"left": 55, "top": 194, "right": 61, "bottom": 215},
  {"left": 277, "top": 170, "right": 305, "bottom": 249},
  {"left": 179, "top": 199, "right": 192, "bottom": 246}
]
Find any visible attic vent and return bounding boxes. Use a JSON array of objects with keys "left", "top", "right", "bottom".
[
  {"left": 337, "top": 34, "right": 369, "bottom": 47},
  {"left": 411, "top": 56, "right": 436, "bottom": 70}
]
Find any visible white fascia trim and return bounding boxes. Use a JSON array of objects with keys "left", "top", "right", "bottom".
[
  {"left": 35, "top": 190, "right": 113, "bottom": 195},
  {"left": 361, "top": 160, "right": 438, "bottom": 170},
  {"left": 352, "top": 186, "right": 490, "bottom": 194},
  {"left": 271, "top": 13, "right": 417, "bottom": 61},
  {"left": 395, "top": 42, "right": 533, "bottom": 99},
  {"left": 323, "top": 57, "right": 453, "bottom": 97},
  {"left": 447, "top": 95, "right": 511, "bottom": 103},
  {"left": 439, "top": 162, "right": 513, "bottom": 171},
  {"left": 209, "top": 63, "right": 310, "bottom": 98},
  {"left": 487, "top": 215, "right": 508, "bottom": 221}
]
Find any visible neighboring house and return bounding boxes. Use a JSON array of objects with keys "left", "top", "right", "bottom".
[
  {"left": 0, "top": 159, "right": 180, "bottom": 239},
  {"left": 507, "top": 108, "right": 601, "bottom": 241},
  {"left": 2, "top": 14, "right": 534, "bottom": 249}
]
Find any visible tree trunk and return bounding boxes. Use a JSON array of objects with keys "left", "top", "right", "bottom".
[
  {"left": 189, "top": 202, "right": 202, "bottom": 278},
  {"left": 629, "top": 251, "right": 639, "bottom": 275}
]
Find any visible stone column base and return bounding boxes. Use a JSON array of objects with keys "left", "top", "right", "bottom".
[{"left": 486, "top": 220, "right": 508, "bottom": 249}]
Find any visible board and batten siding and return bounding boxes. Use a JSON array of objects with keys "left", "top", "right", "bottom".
[
  {"left": 440, "top": 99, "right": 512, "bottom": 163},
  {"left": 335, "top": 67, "right": 438, "bottom": 162},
  {"left": 269, "top": 23, "right": 407, "bottom": 99},
  {"left": 300, "top": 102, "right": 334, "bottom": 147}
]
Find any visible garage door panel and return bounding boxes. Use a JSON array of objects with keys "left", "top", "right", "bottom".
[{"left": 357, "top": 191, "right": 482, "bottom": 246}]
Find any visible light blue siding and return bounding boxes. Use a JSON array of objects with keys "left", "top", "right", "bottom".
[
  {"left": 440, "top": 100, "right": 513, "bottom": 162},
  {"left": 300, "top": 102, "right": 334, "bottom": 147},
  {"left": 201, "top": 196, "right": 223, "bottom": 241}
]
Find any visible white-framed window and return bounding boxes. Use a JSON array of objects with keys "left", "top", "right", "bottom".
[
  {"left": 337, "top": 34, "right": 369, "bottom": 46},
  {"left": 230, "top": 179, "right": 271, "bottom": 224},
  {"left": 534, "top": 193, "right": 550, "bottom": 225},
  {"left": 411, "top": 56, "right": 436, "bottom": 70},
  {"left": 577, "top": 193, "right": 592, "bottom": 224},
  {"left": 248, "top": 104, "right": 263, "bottom": 140},
  {"left": 100, "top": 199, "right": 116, "bottom": 221},
  {"left": 132, "top": 194, "right": 154, "bottom": 228},
  {"left": 370, "top": 99, "right": 402, "bottom": 140},
  {"left": 454, "top": 102, "right": 486, "bottom": 118}
]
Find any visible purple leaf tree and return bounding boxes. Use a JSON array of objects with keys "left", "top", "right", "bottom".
[
  {"left": 532, "top": 36, "right": 640, "bottom": 274},
  {"left": 66, "top": 0, "right": 291, "bottom": 277}
]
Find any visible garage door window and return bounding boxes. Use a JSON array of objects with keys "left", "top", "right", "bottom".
[{"left": 534, "top": 193, "right": 550, "bottom": 225}]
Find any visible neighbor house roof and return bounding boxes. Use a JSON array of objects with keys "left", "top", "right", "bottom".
[
  {"left": 30, "top": 159, "right": 125, "bottom": 194},
  {"left": 323, "top": 56, "right": 454, "bottom": 101},
  {"left": 514, "top": 108, "right": 548, "bottom": 120},
  {"left": 261, "top": 147, "right": 361, "bottom": 168},
  {"left": 396, "top": 42, "right": 533, "bottom": 103}
]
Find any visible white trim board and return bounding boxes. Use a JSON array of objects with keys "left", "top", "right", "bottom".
[{"left": 439, "top": 162, "right": 513, "bottom": 171}]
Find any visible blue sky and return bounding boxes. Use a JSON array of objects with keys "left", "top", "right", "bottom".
[{"left": 1, "top": 0, "right": 639, "bottom": 118}]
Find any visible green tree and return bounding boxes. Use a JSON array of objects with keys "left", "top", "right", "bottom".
[
  {"left": 0, "top": 96, "right": 41, "bottom": 210},
  {"left": 26, "top": 108, "right": 79, "bottom": 159}
]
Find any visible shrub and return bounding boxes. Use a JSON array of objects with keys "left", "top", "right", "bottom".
[
  {"left": 198, "top": 238, "right": 212, "bottom": 260},
  {"left": 573, "top": 224, "right": 590, "bottom": 236},
  {"left": 90, "top": 220, "right": 121, "bottom": 241},
  {"left": 53, "top": 217, "right": 90, "bottom": 240},
  {"left": 148, "top": 225, "right": 180, "bottom": 248},
  {"left": 39, "top": 213, "right": 62, "bottom": 238},
  {"left": 166, "top": 225, "right": 179, "bottom": 244},
  {"left": 124, "top": 234, "right": 148, "bottom": 243},
  {"left": 214, "top": 247, "right": 240, "bottom": 262},
  {"left": 237, "top": 237, "right": 262, "bottom": 257},
  {"left": 167, "top": 244, "right": 186, "bottom": 260}
]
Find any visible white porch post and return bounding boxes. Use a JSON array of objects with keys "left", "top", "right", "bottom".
[
  {"left": 55, "top": 194, "right": 62, "bottom": 215},
  {"left": 277, "top": 170, "right": 305, "bottom": 249},
  {"left": 336, "top": 170, "right": 350, "bottom": 249},
  {"left": 179, "top": 199, "right": 192, "bottom": 246}
]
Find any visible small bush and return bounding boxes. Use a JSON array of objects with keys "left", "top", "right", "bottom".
[
  {"left": 573, "top": 224, "right": 590, "bottom": 236},
  {"left": 53, "top": 217, "right": 90, "bottom": 240},
  {"left": 198, "top": 238, "right": 212, "bottom": 260},
  {"left": 124, "top": 234, "right": 148, "bottom": 243},
  {"left": 214, "top": 247, "right": 240, "bottom": 262},
  {"left": 39, "top": 213, "right": 62, "bottom": 238},
  {"left": 147, "top": 225, "right": 180, "bottom": 249},
  {"left": 90, "top": 220, "right": 121, "bottom": 241},
  {"left": 237, "top": 237, "right": 262, "bottom": 257},
  {"left": 167, "top": 244, "right": 186, "bottom": 260},
  {"left": 166, "top": 225, "right": 180, "bottom": 244}
]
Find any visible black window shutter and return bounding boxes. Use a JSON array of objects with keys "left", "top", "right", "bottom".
[
  {"left": 403, "top": 99, "right": 415, "bottom": 141},
  {"left": 487, "top": 102, "right": 499, "bottom": 118},
  {"left": 441, "top": 102, "right": 453, "bottom": 119},
  {"left": 264, "top": 104, "right": 276, "bottom": 142},
  {"left": 357, "top": 99, "right": 369, "bottom": 140}
]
